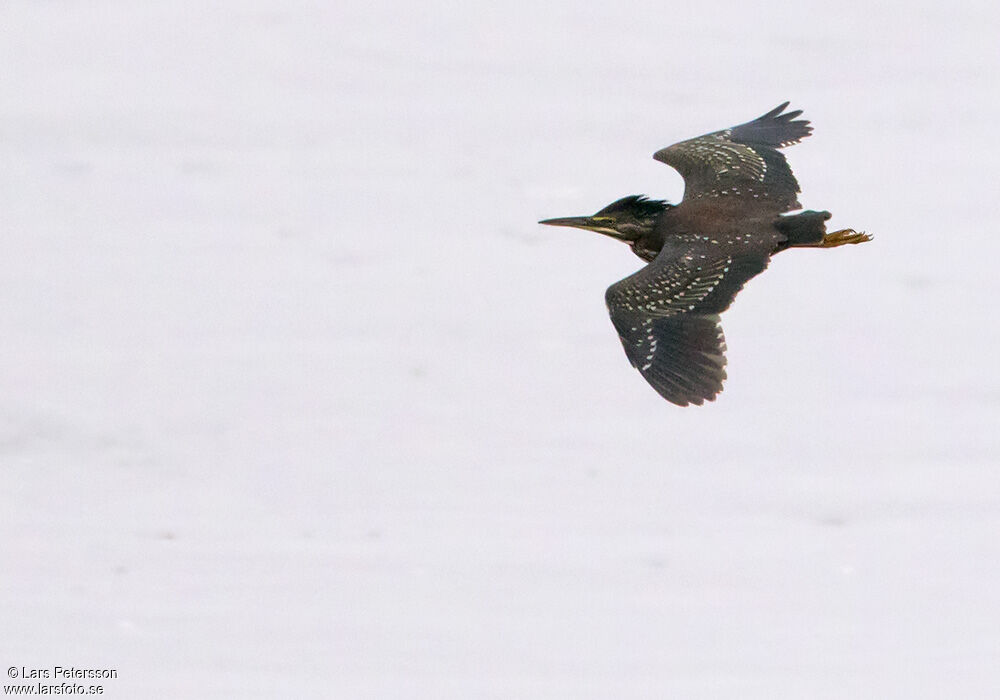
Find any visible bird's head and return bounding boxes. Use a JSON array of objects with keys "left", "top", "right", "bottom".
[{"left": 538, "top": 195, "right": 668, "bottom": 243}]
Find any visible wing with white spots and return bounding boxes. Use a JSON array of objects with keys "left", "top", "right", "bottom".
[
  {"left": 605, "top": 244, "right": 770, "bottom": 406},
  {"left": 653, "top": 102, "right": 812, "bottom": 213}
]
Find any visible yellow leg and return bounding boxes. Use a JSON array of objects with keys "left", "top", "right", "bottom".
[{"left": 814, "top": 228, "right": 873, "bottom": 248}]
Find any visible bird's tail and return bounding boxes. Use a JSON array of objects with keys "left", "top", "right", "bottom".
[{"left": 774, "top": 210, "right": 831, "bottom": 248}]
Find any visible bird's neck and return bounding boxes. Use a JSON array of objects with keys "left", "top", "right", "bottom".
[{"left": 629, "top": 219, "right": 666, "bottom": 262}]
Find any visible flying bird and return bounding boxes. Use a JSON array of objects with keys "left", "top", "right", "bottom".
[{"left": 539, "top": 103, "right": 870, "bottom": 406}]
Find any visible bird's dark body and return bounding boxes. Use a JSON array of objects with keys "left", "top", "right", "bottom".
[
  {"left": 539, "top": 103, "right": 869, "bottom": 406},
  {"left": 630, "top": 204, "right": 787, "bottom": 263}
]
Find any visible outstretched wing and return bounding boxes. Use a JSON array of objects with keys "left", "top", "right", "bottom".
[
  {"left": 605, "top": 241, "right": 770, "bottom": 406},
  {"left": 653, "top": 102, "right": 812, "bottom": 213}
]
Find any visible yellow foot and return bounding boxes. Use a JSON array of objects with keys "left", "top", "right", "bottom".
[{"left": 817, "top": 228, "right": 873, "bottom": 248}]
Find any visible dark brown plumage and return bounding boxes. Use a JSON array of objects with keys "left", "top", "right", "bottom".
[{"left": 540, "top": 103, "right": 871, "bottom": 406}]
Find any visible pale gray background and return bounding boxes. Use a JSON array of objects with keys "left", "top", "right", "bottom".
[{"left": 2, "top": 0, "right": 999, "bottom": 697}]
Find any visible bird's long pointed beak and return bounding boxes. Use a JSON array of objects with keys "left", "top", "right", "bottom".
[{"left": 537, "top": 216, "right": 595, "bottom": 229}]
